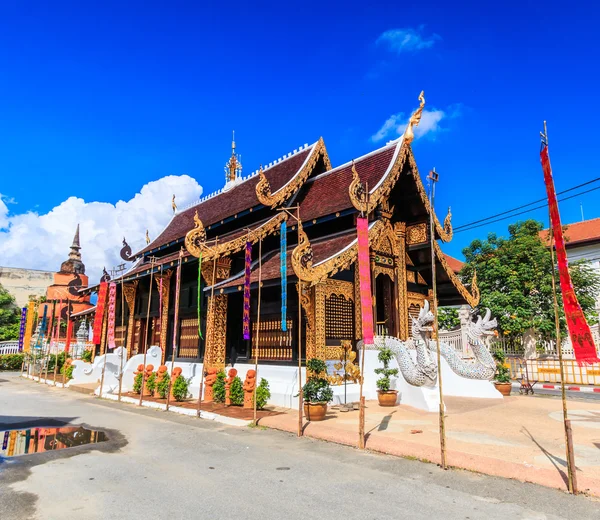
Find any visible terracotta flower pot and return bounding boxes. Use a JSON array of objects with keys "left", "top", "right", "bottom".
[
  {"left": 377, "top": 390, "right": 398, "bottom": 407},
  {"left": 494, "top": 381, "right": 512, "bottom": 396},
  {"left": 304, "top": 402, "right": 327, "bottom": 421}
]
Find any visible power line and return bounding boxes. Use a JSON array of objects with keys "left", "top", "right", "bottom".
[
  {"left": 454, "top": 185, "right": 600, "bottom": 234},
  {"left": 454, "top": 177, "right": 600, "bottom": 231}
]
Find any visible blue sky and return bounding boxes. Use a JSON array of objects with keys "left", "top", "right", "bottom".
[{"left": 1, "top": 0, "right": 599, "bottom": 271}]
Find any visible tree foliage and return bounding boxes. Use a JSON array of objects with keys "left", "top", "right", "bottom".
[
  {"left": 0, "top": 283, "right": 20, "bottom": 341},
  {"left": 438, "top": 307, "right": 460, "bottom": 331},
  {"left": 461, "top": 220, "right": 600, "bottom": 340}
]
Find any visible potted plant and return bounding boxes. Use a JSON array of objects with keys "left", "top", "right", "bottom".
[
  {"left": 493, "top": 349, "right": 512, "bottom": 396},
  {"left": 375, "top": 347, "right": 399, "bottom": 406},
  {"left": 302, "top": 358, "right": 333, "bottom": 421}
]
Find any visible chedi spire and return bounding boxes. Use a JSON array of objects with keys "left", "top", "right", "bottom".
[{"left": 60, "top": 224, "right": 86, "bottom": 274}]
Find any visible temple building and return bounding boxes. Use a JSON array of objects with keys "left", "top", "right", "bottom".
[
  {"left": 39, "top": 225, "right": 94, "bottom": 331},
  {"left": 86, "top": 94, "right": 479, "bottom": 378}
]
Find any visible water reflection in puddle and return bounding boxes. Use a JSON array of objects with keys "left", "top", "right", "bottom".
[{"left": 1, "top": 426, "right": 107, "bottom": 457}]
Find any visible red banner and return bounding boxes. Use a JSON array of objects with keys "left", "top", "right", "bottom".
[
  {"left": 92, "top": 282, "right": 108, "bottom": 345},
  {"left": 357, "top": 217, "right": 374, "bottom": 344},
  {"left": 541, "top": 145, "right": 599, "bottom": 363},
  {"left": 107, "top": 282, "right": 117, "bottom": 349}
]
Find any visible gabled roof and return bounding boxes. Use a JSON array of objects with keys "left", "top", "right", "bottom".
[
  {"left": 443, "top": 254, "right": 464, "bottom": 274},
  {"left": 540, "top": 217, "right": 600, "bottom": 247},
  {"left": 136, "top": 141, "right": 323, "bottom": 257},
  {"left": 297, "top": 140, "right": 400, "bottom": 221}
]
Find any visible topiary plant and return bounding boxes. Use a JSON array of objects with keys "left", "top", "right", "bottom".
[
  {"left": 61, "top": 361, "right": 74, "bottom": 380},
  {"left": 212, "top": 371, "right": 227, "bottom": 403},
  {"left": 145, "top": 372, "right": 157, "bottom": 394},
  {"left": 156, "top": 370, "right": 171, "bottom": 399},
  {"left": 493, "top": 350, "right": 511, "bottom": 383},
  {"left": 229, "top": 375, "right": 244, "bottom": 406},
  {"left": 253, "top": 378, "right": 271, "bottom": 410},
  {"left": 133, "top": 372, "right": 143, "bottom": 394},
  {"left": 302, "top": 358, "right": 333, "bottom": 404},
  {"left": 172, "top": 375, "right": 189, "bottom": 401},
  {"left": 374, "top": 347, "right": 399, "bottom": 392}
]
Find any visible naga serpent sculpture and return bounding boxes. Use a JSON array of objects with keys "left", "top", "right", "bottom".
[
  {"left": 359, "top": 301, "right": 498, "bottom": 387},
  {"left": 429, "top": 308, "right": 497, "bottom": 380},
  {"left": 358, "top": 302, "right": 438, "bottom": 387}
]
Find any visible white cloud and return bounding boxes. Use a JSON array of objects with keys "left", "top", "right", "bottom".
[
  {"left": 0, "top": 175, "right": 203, "bottom": 281},
  {"left": 376, "top": 26, "right": 441, "bottom": 54},
  {"left": 371, "top": 105, "right": 461, "bottom": 143}
]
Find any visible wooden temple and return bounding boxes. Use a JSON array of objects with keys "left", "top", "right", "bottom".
[{"left": 92, "top": 94, "right": 479, "bottom": 371}]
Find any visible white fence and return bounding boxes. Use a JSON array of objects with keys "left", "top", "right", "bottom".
[{"left": 0, "top": 341, "right": 20, "bottom": 355}]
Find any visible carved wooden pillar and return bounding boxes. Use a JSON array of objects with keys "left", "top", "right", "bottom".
[
  {"left": 394, "top": 222, "right": 409, "bottom": 340},
  {"left": 123, "top": 281, "right": 138, "bottom": 360},
  {"left": 298, "top": 282, "right": 316, "bottom": 360},
  {"left": 154, "top": 270, "right": 172, "bottom": 364},
  {"left": 370, "top": 251, "right": 377, "bottom": 336},
  {"left": 202, "top": 258, "right": 231, "bottom": 369}
]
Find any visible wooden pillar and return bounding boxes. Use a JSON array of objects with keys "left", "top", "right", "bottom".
[
  {"left": 205, "top": 293, "right": 228, "bottom": 369},
  {"left": 394, "top": 222, "right": 409, "bottom": 340},
  {"left": 154, "top": 271, "right": 172, "bottom": 364},
  {"left": 123, "top": 281, "right": 138, "bottom": 359},
  {"left": 298, "top": 283, "right": 316, "bottom": 360}
]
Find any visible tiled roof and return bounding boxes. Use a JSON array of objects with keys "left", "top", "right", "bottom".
[
  {"left": 540, "top": 218, "right": 600, "bottom": 247},
  {"left": 136, "top": 143, "right": 317, "bottom": 256},
  {"left": 443, "top": 254, "right": 464, "bottom": 274},
  {"left": 297, "top": 141, "right": 398, "bottom": 221},
  {"left": 215, "top": 230, "right": 357, "bottom": 289}
]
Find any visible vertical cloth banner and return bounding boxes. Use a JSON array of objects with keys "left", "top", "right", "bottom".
[
  {"left": 18, "top": 307, "right": 27, "bottom": 351},
  {"left": 158, "top": 276, "right": 163, "bottom": 349},
  {"left": 64, "top": 320, "right": 73, "bottom": 354},
  {"left": 281, "top": 221, "right": 287, "bottom": 331},
  {"left": 197, "top": 253, "right": 203, "bottom": 340},
  {"left": 173, "top": 255, "right": 183, "bottom": 358},
  {"left": 92, "top": 282, "right": 109, "bottom": 344},
  {"left": 243, "top": 241, "right": 252, "bottom": 340},
  {"left": 23, "top": 301, "right": 35, "bottom": 352},
  {"left": 107, "top": 282, "right": 117, "bottom": 350},
  {"left": 541, "top": 145, "right": 600, "bottom": 363},
  {"left": 36, "top": 306, "right": 48, "bottom": 349},
  {"left": 357, "top": 217, "right": 374, "bottom": 344}
]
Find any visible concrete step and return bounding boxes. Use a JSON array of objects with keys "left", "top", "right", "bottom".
[{"left": 68, "top": 382, "right": 98, "bottom": 395}]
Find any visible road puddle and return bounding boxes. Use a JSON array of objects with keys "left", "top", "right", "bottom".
[{"left": 1, "top": 426, "right": 107, "bottom": 457}]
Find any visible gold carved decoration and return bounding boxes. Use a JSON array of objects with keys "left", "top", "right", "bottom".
[
  {"left": 433, "top": 241, "right": 479, "bottom": 307},
  {"left": 406, "top": 223, "right": 428, "bottom": 245},
  {"left": 201, "top": 257, "right": 232, "bottom": 285},
  {"left": 406, "top": 150, "right": 453, "bottom": 242},
  {"left": 394, "top": 222, "right": 409, "bottom": 340},
  {"left": 123, "top": 281, "right": 138, "bottom": 359},
  {"left": 184, "top": 210, "right": 207, "bottom": 258},
  {"left": 154, "top": 270, "right": 172, "bottom": 363},
  {"left": 298, "top": 282, "right": 316, "bottom": 360},
  {"left": 402, "top": 90, "right": 425, "bottom": 145},
  {"left": 325, "top": 340, "right": 361, "bottom": 385},
  {"left": 315, "top": 279, "right": 354, "bottom": 361},
  {"left": 291, "top": 219, "right": 386, "bottom": 285},
  {"left": 204, "top": 294, "right": 228, "bottom": 369},
  {"left": 256, "top": 137, "right": 331, "bottom": 208}
]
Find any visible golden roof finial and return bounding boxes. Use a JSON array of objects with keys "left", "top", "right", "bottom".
[
  {"left": 172, "top": 194, "right": 177, "bottom": 214},
  {"left": 403, "top": 90, "right": 426, "bottom": 145},
  {"left": 225, "top": 130, "right": 242, "bottom": 183},
  {"left": 145, "top": 230, "right": 150, "bottom": 245}
]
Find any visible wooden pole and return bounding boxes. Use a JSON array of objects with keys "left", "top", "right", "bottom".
[
  {"left": 139, "top": 258, "right": 156, "bottom": 407},
  {"left": 296, "top": 209, "right": 304, "bottom": 437},
  {"left": 166, "top": 249, "right": 183, "bottom": 412},
  {"left": 358, "top": 183, "right": 369, "bottom": 450},
  {"left": 98, "top": 298, "right": 109, "bottom": 400},
  {"left": 253, "top": 237, "right": 263, "bottom": 426},
  {"left": 428, "top": 168, "right": 447, "bottom": 470},
  {"left": 198, "top": 239, "right": 218, "bottom": 418},
  {"left": 549, "top": 209, "right": 578, "bottom": 494},
  {"left": 117, "top": 273, "right": 126, "bottom": 402}
]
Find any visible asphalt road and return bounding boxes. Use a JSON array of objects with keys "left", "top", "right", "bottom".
[{"left": 1, "top": 373, "right": 599, "bottom": 520}]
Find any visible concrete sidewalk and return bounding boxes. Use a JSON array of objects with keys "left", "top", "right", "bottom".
[{"left": 260, "top": 395, "right": 600, "bottom": 496}]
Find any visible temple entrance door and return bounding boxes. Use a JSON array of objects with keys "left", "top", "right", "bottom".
[{"left": 375, "top": 273, "right": 396, "bottom": 337}]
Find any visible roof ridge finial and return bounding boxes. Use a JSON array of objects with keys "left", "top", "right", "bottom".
[
  {"left": 224, "top": 130, "right": 242, "bottom": 185},
  {"left": 71, "top": 223, "right": 81, "bottom": 250}
]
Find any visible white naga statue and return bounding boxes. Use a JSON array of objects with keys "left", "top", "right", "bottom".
[{"left": 359, "top": 301, "right": 498, "bottom": 387}]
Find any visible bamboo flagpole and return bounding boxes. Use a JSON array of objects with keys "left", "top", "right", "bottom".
[
  {"left": 198, "top": 238, "right": 218, "bottom": 418},
  {"left": 428, "top": 168, "right": 447, "bottom": 470},
  {"left": 139, "top": 258, "right": 156, "bottom": 407},
  {"left": 542, "top": 121, "right": 577, "bottom": 494},
  {"left": 117, "top": 273, "right": 126, "bottom": 402},
  {"left": 166, "top": 249, "right": 183, "bottom": 412},
  {"left": 253, "top": 237, "right": 263, "bottom": 426}
]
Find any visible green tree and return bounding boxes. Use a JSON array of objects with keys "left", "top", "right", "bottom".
[
  {"left": 438, "top": 307, "right": 460, "bottom": 331},
  {"left": 461, "top": 219, "right": 600, "bottom": 341},
  {"left": 0, "top": 284, "right": 20, "bottom": 341}
]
